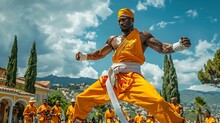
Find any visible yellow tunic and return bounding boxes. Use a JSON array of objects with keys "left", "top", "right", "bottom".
[
  {"left": 115, "top": 119, "right": 120, "bottom": 123},
  {"left": 72, "top": 29, "right": 184, "bottom": 123},
  {"left": 146, "top": 112, "right": 155, "bottom": 123},
  {"left": 37, "top": 104, "right": 51, "bottom": 123},
  {"left": 146, "top": 118, "right": 155, "bottom": 123},
  {"left": 23, "top": 104, "right": 37, "bottom": 123},
  {"left": 105, "top": 109, "right": 115, "bottom": 123},
  {"left": 51, "top": 105, "right": 62, "bottom": 123},
  {"left": 134, "top": 115, "right": 144, "bottom": 123},
  {"left": 122, "top": 110, "right": 127, "bottom": 118},
  {"left": 205, "top": 117, "right": 216, "bottom": 123},
  {"left": 66, "top": 105, "right": 75, "bottom": 123},
  {"left": 170, "top": 103, "right": 182, "bottom": 114}
]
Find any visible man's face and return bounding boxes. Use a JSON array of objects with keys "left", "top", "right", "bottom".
[
  {"left": 30, "top": 102, "right": 34, "bottom": 105},
  {"left": 71, "top": 102, "right": 75, "bottom": 106},
  {"left": 204, "top": 112, "right": 210, "bottom": 117},
  {"left": 171, "top": 98, "right": 177, "bottom": 104},
  {"left": 118, "top": 16, "right": 133, "bottom": 32},
  {"left": 43, "top": 100, "right": 47, "bottom": 105},
  {"left": 56, "top": 101, "right": 60, "bottom": 106}
]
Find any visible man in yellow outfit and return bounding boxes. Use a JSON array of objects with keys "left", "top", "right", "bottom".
[
  {"left": 74, "top": 8, "right": 191, "bottom": 123},
  {"left": 170, "top": 97, "right": 183, "bottom": 117},
  {"left": 145, "top": 110, "right": 155, "bottom": 123},
  {"left": 105, "top": 105, "right": 115, "bottom": 123},
  {"left": 50, "top": 100, "right": 62, "bottom": 123},
  {"left": 23, "top": 97, "right": 37, "bottom": 123},
  {"left": 37, "top": 99, "right": 51, "bottom": 123},
  {"left": 134, "top": 110, "right": 144, "bottom": 123},
  {"left": 204, "top": 109, "right": 216, "bottom": 123},
  {"left": 67, "top": 99, "right": 76, "bottom": 123}
]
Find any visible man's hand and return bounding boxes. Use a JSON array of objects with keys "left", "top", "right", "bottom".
[
  {"left": 180, "top": 37, "right": 191, "bottom": 48},
  {"left": 75, "top": 52, "right": 87, "bottom": 61},
  {"left": 173, "top": 37, "right": 191, "bottom": 51},
  {"left": 75, "top": 52, "right": 81, "bottom": 61}
]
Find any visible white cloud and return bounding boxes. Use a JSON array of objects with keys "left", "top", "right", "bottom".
[
  {"left": 85, "top": 32, "right": 97, "bottom": 40},
  {"left": 186, "top": 9, "right": 198, "bottom": 18},
  {"left": 147, "top": 0, "right": 165, "bottom": 8},
  {"left": 101, "top": 70, "right": 108, "bottom": 76},
  {"left": 149, "top": 21, "right": 175, "bottom": 30},
  {"left": 141, "top": 62, "right": 163, "bottom": 88},
  {"left": 149, "top": 24, "right": 155, "bottom": 31},
  {"left": 195, "top": 34, "right": 219, "bottom": 57},
  {"left": 187, "top": 85, "right": 220, "bottom": 92},
  {"left": 78, "top": 66, "right": 98, "bottom": 79},
  {"left": 0, "top": 14, "right": 6, "bottom": 22},
  {"left": 195, "top": 40, "right": 212, "bottom": 57},
  {"left": 0, "top": 0, "right": 112, "bottom": 77},
  {"left": 136, "top": 0, "right": 165, "bottom": 11},
  {"left": 209, "top": 16, "right": 218, "bottom": 23},
  {"left": 136, "top": 1, "right": 147, "bottom": 11},
  {"left": 178, "top": 50, "right": 193, "bottom": 55},
  {"left": 173, "top": 16, "right": 181, "bottom": 19},
  {"left": 157, "top": 21, "right": 168, "bottom": 28}
]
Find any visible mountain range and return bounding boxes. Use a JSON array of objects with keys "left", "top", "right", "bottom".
[
  {"left": 37, "top": 74, "right": 220, "bottom": 105},
  {"left": 37, "top": 74, "right": 97, "bottom": 85}
]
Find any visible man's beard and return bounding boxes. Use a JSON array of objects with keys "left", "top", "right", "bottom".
[
  {"left": 121, "top": 23, "right": 133, "bottom": 35},
  {"left": 121, "top": 28, "right": 132, "bottom": 35}
]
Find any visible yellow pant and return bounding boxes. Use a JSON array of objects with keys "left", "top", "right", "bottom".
[
  {"left": 73, "top": 73, "right": 184, "bottom": 123},
  {"left": 38, "top": 121, "right": 49, "bottom": 123}
]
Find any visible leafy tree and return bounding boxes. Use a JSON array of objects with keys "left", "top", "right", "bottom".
[
  {"left": 5, "top": 35, "right": 18, "bottom": 87},
  {"left": 198, "top": 49, "right": 220, "bottom": 87},
  {"left": 24, "top": 42, "right": 37, "bottom": 94},
  {"left": 167, "top": 54, "right": 180, "bottom": 103},
  {"left": 194, "top": 96, "right": 207, "bottom": 123},
  {"left": 94, "top": 104, "right": 107, "bottom": 123},
  {"left": 162, "top": 55, "right": 170, "bottom": 101}
]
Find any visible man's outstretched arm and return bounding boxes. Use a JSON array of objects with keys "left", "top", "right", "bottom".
[
  {"left": 147, "top": 36, "right": 191, "bottom": 54},
  {"left": 75, "top": 37, "right": 114, "bottom": 61}
]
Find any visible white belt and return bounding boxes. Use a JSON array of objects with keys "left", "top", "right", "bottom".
[{"left": 106, "top": 62, "right": 141, "bottom": 123}]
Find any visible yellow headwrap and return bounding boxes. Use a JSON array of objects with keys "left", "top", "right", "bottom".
[{"left": 118, "top": 8, "right": 134, "bottom": 19}]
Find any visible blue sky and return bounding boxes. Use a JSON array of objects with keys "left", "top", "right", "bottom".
[{"left": 0, "top": 0, "right": 220, "bottom": 91}]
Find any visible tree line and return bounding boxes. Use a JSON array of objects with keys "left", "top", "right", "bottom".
[{"left": 5, "top": 35, "right": 37, "bottom": 94}]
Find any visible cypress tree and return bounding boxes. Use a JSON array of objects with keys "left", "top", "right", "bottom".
[
  {"left": 5, "top": 35, "right": 18, "bottom": 88},
  {"left": 162, "top": 54, "right": 170, "bottom": 101},
  {"left": 24, "top": 42, "right": 37, "bottom": 94},
  {"left": 167, "top": 54, "right": 181, "bottom": 103}
]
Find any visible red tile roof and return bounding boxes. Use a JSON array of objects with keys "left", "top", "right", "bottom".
[
  {"left": 16, "top": 77, "right": 50, "bottom": 90},
  {"left": 0, "top": 85, "right": 34, "bottom": 96}
]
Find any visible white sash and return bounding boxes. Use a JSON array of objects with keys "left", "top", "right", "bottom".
[{"left": 106, "top": 62, "right": 141, "bottom": 123}]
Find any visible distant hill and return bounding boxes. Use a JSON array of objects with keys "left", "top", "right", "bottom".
[
  {"left": 180, "top": 89, "right": 220, "bottom": 105},
  {"left": 37, "top": 75, "right": 220, "bottom": 105},
  {"left": 37, "top": 74, "right": 97, "bottom": 86}
]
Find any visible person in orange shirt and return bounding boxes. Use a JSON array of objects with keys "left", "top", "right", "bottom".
[
  {"left": 115, "top": 116, "right": 120, "bottom": 123},
  {"left": 37, "top": 99, "right": 51, "bottom": 123},
  {"left": 73, "top": 8, "right": 191, "bottom": 123},
  {"left": 204, "top": 109, "right": 216, "bottom": 123},
  {"left": 66, "top": 99, "right": 76, "bottom": 123},
  {"left": 50, "top": 100, "right": 62, "bottom": 123},
  {"left": 23, "top": 97, "right": 37, "bottom": 123},
  {"left": 145, "top": 110, "right": 155, "bottom": 123},
  {"left": 105, "top": 105, "right": 115, "bottom": 123},
  {"left": 134, "top": 110, "right": 144, "bottom": 123},
  {"left": 170, "top": 97, "right": 183, "bottom": 117}
]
